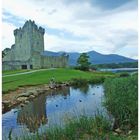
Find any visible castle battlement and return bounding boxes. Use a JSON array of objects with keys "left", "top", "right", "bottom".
[{"left": 14, "top": 20, "right": 45, "bottom": 36}]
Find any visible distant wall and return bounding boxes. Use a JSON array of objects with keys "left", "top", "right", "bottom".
[{"left": 42, "top": 55, "right": 68, "bottom": 68}]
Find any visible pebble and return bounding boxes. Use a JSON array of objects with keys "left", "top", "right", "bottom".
[{"left": 20, "top": 104, "right": 25, "bottom": 107}]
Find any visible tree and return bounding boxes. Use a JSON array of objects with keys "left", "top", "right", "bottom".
[
  {"left": 2, "top": 51, "right": 6, "bottom": 58},
  {"left": 2, "top": 48, "right": 11, "bottom": 58},
  {"left": 77, "top": 53, "right": 91, "bottom": 71}
]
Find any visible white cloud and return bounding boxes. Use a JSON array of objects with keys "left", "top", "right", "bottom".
[
  {"left": 2, "top": 22, "right": 16, "bottom": 49},
  {"left": 2, "top": 0, "right": 138, "bottom": 59}
]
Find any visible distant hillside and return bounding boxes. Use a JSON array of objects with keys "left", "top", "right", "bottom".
[{"left": 42, "top": 51, "right": 137, "bottom": 66}]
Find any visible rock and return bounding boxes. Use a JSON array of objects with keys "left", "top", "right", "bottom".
[
  {"left": 29, "top": 95, "right": 35, "bottom": 98},
  {"left": 49, "top": 83, "right": 56, "bottom": 89},
  {"left": 24, "top": 100, "right": 30, "bottom": 104},
  {"left": 45, "top": 87, "right": 50, "bottom": 91},
  {"left": 2, "top": 100, "right": 10, "bottom": 106},
  {"left": 113, "top": 132, "right": 118, "bottom": 136},
  {"left": 17, "top": 97, "right": 27, "bottom": 102},
  {"left": 20, "top": 103, "right": 25, "bottom": 107},
  {"left": 115, "top": 128, "right": 122, "bottom": 133},
  {"left": 16, "top": 92, "right": 31, "bottom": 98},
  {"left": 128, "top": 130, "right": 132, "bottom": 135},
  {"left": 65, "top": 82, "right": 70, "bottom": 86}
]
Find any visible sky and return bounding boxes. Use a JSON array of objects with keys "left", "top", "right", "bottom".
[{"left": 2, "top": 0, "right": 138, "bottom": 59}]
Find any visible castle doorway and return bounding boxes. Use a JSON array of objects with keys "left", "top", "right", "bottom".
[{"left": 30, "top": 65, "right": 33, "bottom": 69}]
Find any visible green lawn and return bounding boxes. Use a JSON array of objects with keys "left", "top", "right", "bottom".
[{"left": 2, "top": 68, "right": 115, "bottom": 92}]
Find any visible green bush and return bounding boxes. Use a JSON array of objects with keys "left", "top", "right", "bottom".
[
  {"left": 119, "top": 72, "right": 130, "bottom": 77},
  {"left": 70, "top": 78, "right": 88, "bottom": 87},
  {"left": 104, "top": 75, "right": 138, "bottom": 131},
  {"left": 88, "top": 76, "right": 105, "bottom": 84}
]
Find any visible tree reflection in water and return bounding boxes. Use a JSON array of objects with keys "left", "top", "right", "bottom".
[{"left": 72, "top": 84, "right": 89, "bottom": 94}]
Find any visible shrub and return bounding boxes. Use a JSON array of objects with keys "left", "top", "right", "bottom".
[
  {"left": 70, "top": 78, "right": 88, "bottom": 87},
  {"left": 119, "top": 72, "right": 130, "bottom": 77},
  {"left": 88, "top": 76, "right": 105, "bottom": 84}
]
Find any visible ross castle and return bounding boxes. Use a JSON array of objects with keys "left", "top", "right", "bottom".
[{"left": 2, "top": 20, "right": 69, "bottom": 70}]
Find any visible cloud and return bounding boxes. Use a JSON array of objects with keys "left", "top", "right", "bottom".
[
  {"left": 2, "top": 0, "right": 138, "bottom": 59},
  {"left": 2, "top": 22, "right": 16, "bottom": 49}
]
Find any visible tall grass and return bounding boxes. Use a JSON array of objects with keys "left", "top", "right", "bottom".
[
  {"left": 70, "top": 76, "right": 105, "bottom": 87},
  {"left": 104, "top": 75, "right": 138, "bottom": 131},
  {"left": 11, "top": 115, "right": 111, "bottom": 140},
  {"left": 11, "top": 115, "right": 137, "bottom": 140}
]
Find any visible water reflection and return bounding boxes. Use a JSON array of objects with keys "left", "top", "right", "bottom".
[
  {"left": 3, "top": 84, "right": 107, "bottom": 139},
  {"left": 72, "top": 84, "right": 89, "bottom": 94},
  {"left": 16, "top": 86, "right": 70, "bottom": 132},
  {"left": 17, "top": 95, "right": 47, "bottom": 132}
]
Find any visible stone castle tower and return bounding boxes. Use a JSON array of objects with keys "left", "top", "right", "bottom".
[{"left": 3, "top": 20, "right": 68, "bottom": 70}]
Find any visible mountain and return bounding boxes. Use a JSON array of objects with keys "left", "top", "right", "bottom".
[{"left": 42, "top": 51, "right": 137, "bottom": 66}]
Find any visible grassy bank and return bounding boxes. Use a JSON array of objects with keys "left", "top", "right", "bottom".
[
  {"left": 104, "top": 74, "right": 138, "bottom": 132},
  {"left": 2, "top": 68, "right": 115, "bottom": 92}
]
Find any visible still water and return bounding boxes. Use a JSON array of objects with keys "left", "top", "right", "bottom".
[{"left": 2, "top": 84, "right": 108, "bottom": 139}]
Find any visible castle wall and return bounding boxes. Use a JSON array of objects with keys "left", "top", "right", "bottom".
[
  {"left": 14, "top": 22, "right": 32, "bottom": 61},
  {"left": 31, "top": 52, "right": 42, "bottom": 69},
  {"left": 42, "top": 55, "right": 68, "bottom": 68},
  {"left": 31, "top": 25, "right": 44, "bottom": 53},
  {"left": 2, "top": 61, "right": 31, "bottom": 70}
]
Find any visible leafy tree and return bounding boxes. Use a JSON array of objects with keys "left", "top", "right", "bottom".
[
  {"left": 2, "top": 51, "right": 6, "bottom": 58},
  {"left": 77, "top": 53, "right": 91, "bottom": 71},
  {"left": 2, "top": 48, "right": 11, "bottom": 58}
]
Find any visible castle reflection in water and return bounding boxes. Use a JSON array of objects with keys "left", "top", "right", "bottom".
[{"left": 17, "top": 87, "right": 70, "bottom": 132}]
